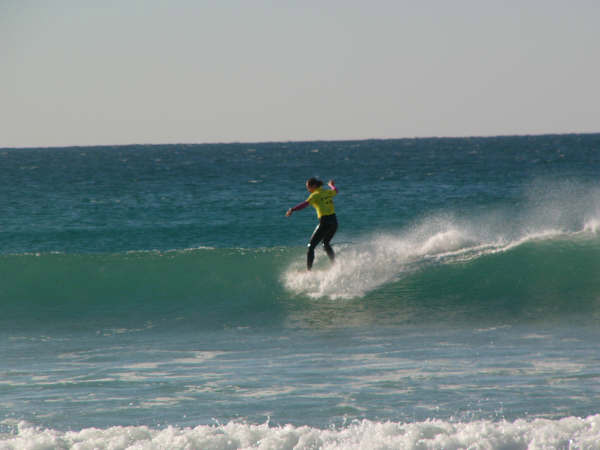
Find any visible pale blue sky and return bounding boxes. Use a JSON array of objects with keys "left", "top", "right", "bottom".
[{"left": 2, "top": 0, "right": 599, "bottom": 147}]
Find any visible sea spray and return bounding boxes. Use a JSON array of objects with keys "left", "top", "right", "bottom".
[{"left": 283, "top": 202, "right": 600, "bottom": 300}]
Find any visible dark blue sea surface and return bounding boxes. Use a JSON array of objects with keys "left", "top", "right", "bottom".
[{"left": 2, "top": 134, "right": 600, "bottom": 448}]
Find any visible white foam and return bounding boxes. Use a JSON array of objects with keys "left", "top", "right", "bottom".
[
  {"left": 292, "top": 218, "right": 454, "bottom": 297},
  {"left": 2, "top": 416, "right": 600, "bottom": 449}
]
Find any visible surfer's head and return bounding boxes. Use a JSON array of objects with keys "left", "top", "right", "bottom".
[{"left": 306, "top": 177, "right": 323, "bottom": 192}]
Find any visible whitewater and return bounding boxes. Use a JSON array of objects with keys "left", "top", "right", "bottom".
[
  {"left": 2, "top": 135, "right": 600, "bottom": 449},
  {"left": 3, "top": 416, "right": 600, "bottom": 449}
]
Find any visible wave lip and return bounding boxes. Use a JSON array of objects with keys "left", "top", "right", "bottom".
[{"left": 3, "top": 416, "right": 600, "bottom": 449}]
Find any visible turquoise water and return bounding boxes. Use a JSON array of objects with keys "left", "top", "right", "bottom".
[{"left": 2, "top": 134, "right": 600, "bottom": 448}]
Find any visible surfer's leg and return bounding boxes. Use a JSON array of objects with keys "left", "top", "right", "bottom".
[
  {"left": 322, "top": 219, "right": 337, "bottom": 262},
  {"left": 307, "top": 246, "right": 315, "bottom": 270},
  {"left": 307, "top": 223, "right": 326, "bottom": 270},
  {"left": 323, "top": 241, "right": 335, "bottom": 262}
]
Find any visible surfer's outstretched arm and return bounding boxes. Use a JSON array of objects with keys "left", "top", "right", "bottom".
[{"left": 286, "top": 201, "right": 309, "bottom": 216}]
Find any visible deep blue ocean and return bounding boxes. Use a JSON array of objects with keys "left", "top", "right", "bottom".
[{"left": 2, "top": 134, "right": 600, "bottom": 448}]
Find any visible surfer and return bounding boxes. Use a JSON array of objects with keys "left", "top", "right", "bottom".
[{"left": 286, "top": 178, "right": 338, "bottom": 271}]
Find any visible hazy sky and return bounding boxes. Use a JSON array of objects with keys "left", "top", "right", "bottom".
[{"left": 2, "top": 0, "right": 599, "bottom": 147}]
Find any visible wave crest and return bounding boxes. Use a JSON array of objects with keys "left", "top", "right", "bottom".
[{"left": 283, "top": 209, "right": 600, "bottom": 300}]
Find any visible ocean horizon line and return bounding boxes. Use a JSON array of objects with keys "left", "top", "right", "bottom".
[{"left": 2, "top": 130, "right": 599, "bottom": 151}]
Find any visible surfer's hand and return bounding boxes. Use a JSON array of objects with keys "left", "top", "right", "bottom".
[
  {"left": 286, "top": 208, "right": 293, "bottom": 217},
  {"left": 328, "top": 180, "right": 335, "bottom": 188}
]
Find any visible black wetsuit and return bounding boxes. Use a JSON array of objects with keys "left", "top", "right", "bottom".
[{"left": 307, "top": 214, "right": 338, "bottom": 270}]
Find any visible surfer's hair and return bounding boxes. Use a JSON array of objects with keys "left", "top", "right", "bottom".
[{"left": 306, "top": 178, "right": 323, "bottom": 188}]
